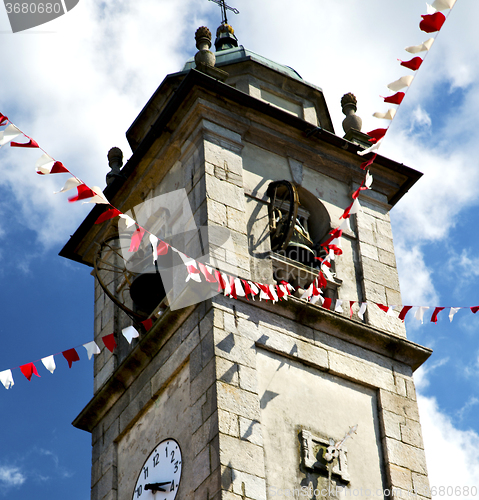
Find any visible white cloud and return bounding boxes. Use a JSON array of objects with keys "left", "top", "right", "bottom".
[
  {"left": 414, "top": 357, "right": 450, "bottom": 392},
  {"left": 0, "top": 465, "right": 25, "bottom": 488},
  {"left": 411, "top": 106, "right": 432, "bottom": 129},
  {"left": 395, "top": 241, "right": 439, "bottom": 306},
  {"left": 456, "top": 396, "right": 479, "bottom": 423},
  {"left": 418, "top": 394, "right": 479, "bottom": 493}
]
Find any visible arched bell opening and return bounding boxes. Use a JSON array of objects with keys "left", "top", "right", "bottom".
[
  {"left": 267, "top": 181, "right": 331, "bottom": 267},
  {"left": 93, "top": 234, "right": 171, "bottom": 321},
  {"left": 267, "top": 180, "right": 337, "bottom": 293}
]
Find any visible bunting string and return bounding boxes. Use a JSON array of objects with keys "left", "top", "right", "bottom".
[
  {"left": 359, "top": 0, "right": 457, "bottom": 157},
  {"left": 0, "top": 0, "right": 469, "bottom": 391}
]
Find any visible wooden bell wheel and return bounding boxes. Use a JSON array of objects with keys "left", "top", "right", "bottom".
[{"left": 93, "top": 234, "right": 149, "bottom": 321}]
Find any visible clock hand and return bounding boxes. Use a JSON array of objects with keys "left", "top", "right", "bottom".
[{"left": 145, "top": 481, "right": 171, "bottom": 492}]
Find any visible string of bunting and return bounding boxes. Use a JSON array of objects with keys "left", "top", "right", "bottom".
[
  {"left": 0, "top": 0, "right": 466, "bottom": 390},
  {"left": 358, "top": 0, "right": 457, "bottom": 165}
]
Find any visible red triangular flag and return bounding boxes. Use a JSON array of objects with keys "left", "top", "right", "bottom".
[
  {"left": 157, "top": 241, "right": 169, "bottom": 256},
  {"left": 11, "top": 137, "right": 39, "bottom": 148},
  {"left": 400, "top": 56, "right": 423, "bottom": 71},
  {"left": 102, "top": 333, "right": 117, "bottom": 352},
  {"left": 215, "top": 270, "right": 226, "bottom": 292},
  {"left": 360, "top": 153, "right": 377, "bottom": 170},
  {"left": 95, "top": 208, "right": 122, "bottom": 224},
  {"left": 141, "top": 318, "right": 153, "bottom": 331},
  {"left": 229, "top": 276, "right": 237, "bottom": 299},
  {"left": 366, "top": 128, "right": 388, "bottom": 144},
  {"left": 383, "top": 92, "right": 405, "bottom": 105},
  {"left": 322, "top": 297, "right": 332, "bottom": 310},
  {"left": 349, "top": 301, "right": 355, "bottom": 319},
  {"left": 340, "top": 200, "right": 355, "bottom": 220},
  {"left": 377, "top": 303, "right": 389, "bottom": 313},
  {"left": 198, "top": 262, "right": 217, "bottom": 283},
  {"left": 420, "top": 12, "right": 446, "bottom": 33},
  {"left": 36, "top": 160, "right": 69, "bottom": 175},
  {"left": 242, "top": 280, "right": 254, "bottom": 300},
  {"left": 257, "top": 283, "right": 275, "bottom": 301},
  {"left": 51, "top": 161, "right": 69, "bottom": 174},
  {"left": 68, "top": 183, "right": 96, "bottom": 203},
  {"left": 62, "top": 348, "right": 80, "bottom": 368},
  {"left": 398, "top": 305, "right": 413, "bottom": 321},
  {"left": 431, "top": 307, "right": 445, "bottom": 324},
  {"left": 471, "top": 306, "right": 479, "bottom": 314},
  {"left": 129, "top": 227, "right": 145, "bottom": 252},
  {"left": 318, "top": 271, "right": 327, "bottom": 290},
  {"left": 20, "top": 362, "right": 40, "bottom": 381},
  {"left": 0, "top": 114, "right": 8, "bottom": 126}
]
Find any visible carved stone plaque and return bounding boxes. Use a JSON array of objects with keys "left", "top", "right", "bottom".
[{"left": 300, "top": 429, "right": 350, "bottom": 483}]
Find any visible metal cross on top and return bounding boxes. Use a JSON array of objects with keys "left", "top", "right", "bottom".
[{"left": 208, "top": 0, "right": 239, "bottom": 25}]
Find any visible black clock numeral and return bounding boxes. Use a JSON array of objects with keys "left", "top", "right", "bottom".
[
  {"left": 165, "top": 446, "right": 168, "bottom": 458},
  {"left": 170, "top": 479, "right": 175, "bottom": 492},
  {"left": 174, "top": 461, "right": 179, "bottom": 473},
  {"left": 136, "top": 485, "right": 142, "bottom": 498},
  {"left": 143, "top": 466, "right": 148, "bottom": 480},
  {"left": 170, "top": 450, "right": 175, "bottom": 463},
  {"left": 153, "top": 453, "right": 160, "bottom": 467}
]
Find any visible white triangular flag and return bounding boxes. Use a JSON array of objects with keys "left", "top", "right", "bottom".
[
  {"left": 426, "top": 3, "right": 437, "bottom": 14},
  {"left": 0, "top": 124, "right": 22, "bottom": 146},
  {"left": 357, "top": 140, "right": 382, "bottom": 156},
  {"left": 358, "top": 302, "right": 368, "bottom": 320},
  {"left": 119, "top": 214, "right": 137, "bottom": 228},
  {"left": 149, "top": 234, "right": 159, "bottom": 263},
  {"left": 269, "top": 285, "right": 278, "bottom": 303},
  {"left": 322, "top": 264, "right": 335, "bottom": 282},
  {"left": 415, "top": 306, "right": 430, "bottom": 323},
  {"left": 234, "top": 278, "right": 245, "bottom": 296},
  {"left": 223, "top": 273, "right": 232, "bottom": 296},
  {"left": 387, "top": 75, "right": 414, "bottom": 92},
  {"left": 83, "top": 341, "right": 101, "bottom": 360},
  {"left": 122, "top": 326, "right": 140, "bottom": 344},
  {"left": 431, "top": 0, "right": 456, "bottom": 10},
  {"left": 41, "top": 355, "right": 56, "bottom": 374},
  {"left": 83, "top": 186, "right": 109, "bottom": 205},
  {"left": 329, "top": 237, "right": 342, "bottom": 249},
  {"left": 300, "top": 284, "right": 313, "bottom": 300},
  {"left": 310, "top": 293, "right": 323, "bottom": 305},
  {"left": 365, "top": 171, "right": 373, "bottom": 189},
  {"left": 349, "top": 198, "right": 362, "bottom": 215},
  {"left": 449, "top": 307, "right": 460, "bottom": 322},
  {"left": 338, "top": 218, "right": 351, "bottom": 232},
  {"left": 248, "top": 281, "right": 259, "bottom": 300},
  {"left": 0, "top": 369, "right": 14, "bottom": 389},
  {"left": 54, "top": 176, "right": 82, "bottom": 194},
  {"left": 373, "top": 109, "right": 396, "bottom": 120},
  {"left": 35, "top": 153, "right": 55, "bottom": 174},
  {"left": 405, "top": 38, "right": 434, "bottom": 54},
  {"left": 335, "top": 299, "right": 344, "bottom": 313},
  {"left": 387, "top": 305, "right": 396, "bottom": 317}
]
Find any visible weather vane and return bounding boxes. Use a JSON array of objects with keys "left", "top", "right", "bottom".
[{"left": 208, "top": 0, "right": 239, "bottom": 25}]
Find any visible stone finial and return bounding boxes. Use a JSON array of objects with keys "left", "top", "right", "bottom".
[
  {"left": 195, "top": 26, "right": 216, "bottom": 69},
  {"left": 106, "top": 147, "right": 123, "bottom": 186},
  {"left": 341, "top": 93, "right": 362, "bottom": 134}
]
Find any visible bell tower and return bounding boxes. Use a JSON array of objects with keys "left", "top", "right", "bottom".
[{"left": 61, "top": 19, "right": 432, "bottom": 500}]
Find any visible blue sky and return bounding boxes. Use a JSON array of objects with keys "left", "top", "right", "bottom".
[{"left": 0, "top": 0, "right": 478, "bottom": 498}]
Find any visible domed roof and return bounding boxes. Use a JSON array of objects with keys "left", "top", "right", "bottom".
[{"left": 182, "top": 45, "right": 304, "bottom": 82}]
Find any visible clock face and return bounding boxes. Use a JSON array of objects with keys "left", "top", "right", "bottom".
[{"left": 132, "top": 439, "right": 182, "bottom": 500}]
